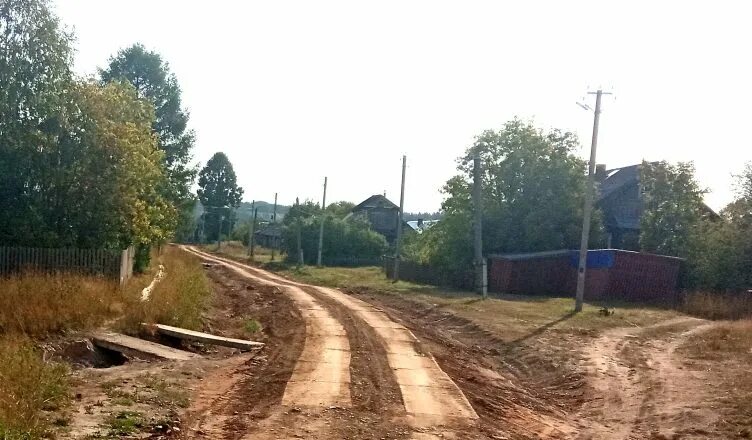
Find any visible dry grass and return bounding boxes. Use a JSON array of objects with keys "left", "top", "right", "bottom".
[
  {"left": 678, "top": 320, "right": 752, "bottom": 435},
  {"left": 0, "top": 273, "right": 121, "bottom": 337},
  {"left": 680, "top": 320, "right": 752, "bottom": 361},
  {"left": 119, "top": 245, "right": 211, "bottom": 333},
  {"left": 682, "top": 291, "right": 752, "bottom": 320},
  {"left": 0, "top": 336, "right": 69, "bottom": 439}
]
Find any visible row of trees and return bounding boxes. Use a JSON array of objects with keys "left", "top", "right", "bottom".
[
  {"left": 0, "top": 0, "right": 197, "bottom": 269},
  {"left": 279, "top": 200, "right": 386, "bottom": 265},
  {"left": 640, "top": 161, "right": 752, "bottom": 290},
  {"left": 403, "top": 119, "right": 752, "bottom": 292},
  {"left": 403, "top": 120, "right": 604, "bottom": 279}
]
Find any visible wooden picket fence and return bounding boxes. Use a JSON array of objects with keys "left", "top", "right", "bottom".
[{"left": 0, "top": 246, "right": 135, "bottom": 285}]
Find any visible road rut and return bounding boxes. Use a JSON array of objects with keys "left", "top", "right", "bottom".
[{"left": 184, "top": 246, "right": 478, "bottom": 436}]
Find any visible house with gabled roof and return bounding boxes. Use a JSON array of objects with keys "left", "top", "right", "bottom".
[{"left": 346, "top": 194, "right": 412, "bottom": 245}]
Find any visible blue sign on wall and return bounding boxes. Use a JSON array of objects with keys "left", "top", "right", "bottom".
[{"left": 569, "top": 250, "right": 615, "bottom": 269}]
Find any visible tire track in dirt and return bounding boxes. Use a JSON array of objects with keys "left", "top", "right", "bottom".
[
  {"left": 578, "top": 316, "right": 717, "bottom": 439},
  {"left": 178, "top": 263, "right": 308, "bottom": 439},
  {"left": 185, "top": 247, "right": 479, "bottom": 438},
  {"left": 182, "top": 247, "right": 350, "bottom": 439}
]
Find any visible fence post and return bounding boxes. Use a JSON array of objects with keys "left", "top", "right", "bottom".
[{"left": 119, "top": 248, "right": 129, "bottom": 286}]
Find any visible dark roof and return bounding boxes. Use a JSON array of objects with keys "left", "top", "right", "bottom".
[
  {"left": 597, "top": 164, "right": 641, "bottom": 202},
  {"left": 254, "top": 223, "right": 282, "bottom": 237},
  {"left": 596, "top": 163, "right": 719, "bottom": 218},
  {"left": 488, "top": 250, "right": 571, "bottom": 261},
  {"left": 352, "top": 194, "right": 399, "bottom": 212}
]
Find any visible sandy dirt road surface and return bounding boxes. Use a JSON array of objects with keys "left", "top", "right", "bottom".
[
  {"left": 176, "top": 246, "right": 736, "bottom": 440},
  {"left": 577, "top": 317, "right": 721, "bottom": 439},
  {"left": 181, "top": 246, "right": 481, "bottom": 439}
]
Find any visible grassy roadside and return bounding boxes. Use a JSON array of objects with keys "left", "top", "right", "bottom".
[
  {"left": 0, "top": 245, "right": 210, "bottom": 438},
  {"left": 204, "top": 244, "right": 681, "bottom": 341},
  {"left": 119, "top": 245, "right": 211, "bottom": 333},
  {"left": 677, "top": 320, "right": 752, "bottom": 435},
  {"left": 281, "top": 265, "right": 681, "bottom": 340}
]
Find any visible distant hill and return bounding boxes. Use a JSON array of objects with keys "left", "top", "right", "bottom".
[{"left": 193, "top": 200, "right": 290, "bottom": 224}]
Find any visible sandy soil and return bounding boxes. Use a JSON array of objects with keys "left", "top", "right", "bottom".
[{"left": 576, "top": 317, "right": 721, "bottom": 439}]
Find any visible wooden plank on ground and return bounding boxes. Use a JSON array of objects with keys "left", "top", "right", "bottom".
[
  {"left": 91, "top": 331, "right": 201, "bottom": 361},
  {"left": 145, "top": 323, "right": 265, "bottom": 352}
]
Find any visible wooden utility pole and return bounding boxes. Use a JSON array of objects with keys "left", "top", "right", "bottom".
[
  {"left": 249, "top": 208, "right": 258, "bottom": 258},
  {"left": 317, "top": 177, "right": 327, "bottom": 266},
  {"left": 393, "top": 155, "right": 406, "bottom": 281},
  {"left": 473, "top": 153, "right": 487, "bottom": 298},
  {"left": 271, "top": 193, "right": 278, "bottom": 261},
  {"left": 575, "top": 89, "right": 609, "bottom": 312},
  {"left": 247, "top": 200, "right": 255, "bottom": 256}
]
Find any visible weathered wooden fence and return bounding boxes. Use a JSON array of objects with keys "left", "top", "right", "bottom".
[{"left": 0, "top": 246, "right": 135, "bottom": 285}]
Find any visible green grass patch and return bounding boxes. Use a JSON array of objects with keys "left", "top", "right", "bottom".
[
  {"left": 139, "top": 375, "right": 189, "bottom": 408},
  {"left": 106, "top": 411, "right": 144, "bottom": 436},
  {"left": 244, "top": 318, "right": 262, "bottom": 335}
]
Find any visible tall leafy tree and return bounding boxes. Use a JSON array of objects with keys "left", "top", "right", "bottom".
[
  {"left": 405, "top": 119, "right": 603, "bottom": 280},
  {"left": 100, "top": 43, "right": 196, "bottom": 234},
  {"left": 0, "top": 0, "right": 74, "bottom": 245},
  {"left": 197, "top": 152, "right": 244, "bottom": 241},
  {"left": 69, "top": 81, "right": 175, "bottom": 249},
  {"left": 639, "top": 161, "right": 707, "bottom": 257}
]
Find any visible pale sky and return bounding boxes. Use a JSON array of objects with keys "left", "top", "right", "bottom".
[{"left": 54, "top": 0, "right": 752, "bottom": 212}]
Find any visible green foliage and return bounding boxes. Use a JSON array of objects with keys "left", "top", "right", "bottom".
[
  {"left": 71, "top": 81, "right": 176, "bottom": 248},
  {"left": 281, "top": 216, "right": 387, "bottom": 266},
  {"left": 197, "top": 152, "right": 244, "bottom": 241},
  {"left": 684, "top": 162, "right": 752, "bottom": 291},
  {"left": 0, "top": 0, "right": 74, "bottom": 246},
  {"left": 100, "top": 44, "right": 197, "bottom": 210},
  {"left": 244, "top": 318, "right": 261, "bottom": 334},
  {"left": 0, "top": 3, "right": 176, "bottom": 251},
  {"left": 405, "top": 119, "right": 604, "bottom": 279},
  {"left": 283, "top": 200, "right": 320, "bottom": 226},
  {"left": 639, "top": 161, "right": 707, "bottom": 257},
  {"left": 326, "top": 201, "right": 355, "bottom": 218}
]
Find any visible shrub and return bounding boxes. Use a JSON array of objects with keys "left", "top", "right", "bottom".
[{"left": 282, "top": 216, "right": 387, "bottom": 266}]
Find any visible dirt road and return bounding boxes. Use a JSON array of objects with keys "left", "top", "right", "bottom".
[
  {"left": 577, "top": 317, "right": 719, "bottom": 439},
  {"left": 181, "top": 246, "right": 480, "bottom": 439},
  {"left": 176, "top": 247, "right": 733, "bottom": 439}
]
